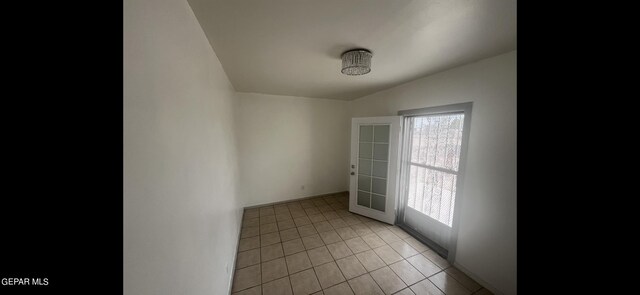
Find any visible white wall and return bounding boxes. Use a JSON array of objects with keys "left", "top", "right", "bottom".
[
  {"left": 124, "top": 0, "right": 241, "bottom": 294},
  {"left": 236, "top": 92, "right": 351, "bottom": 206},
  {"left": 351, "top": 51, "right": 516, "bottom": 295}
]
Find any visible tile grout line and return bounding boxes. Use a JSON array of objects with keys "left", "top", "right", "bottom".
[
  {"left": 440, "top": 266, "right": 479, "bottom": 293},
  {"left": 259, "top": 243, "right": 262, "bottom": 293},
  {"left": 429, "top": 269, "right": 476, "bottom": 295},
  {"left": 286, "top": 274, "right": 293, "bottom": 295},
  {"left": 310, "top": 263, "right": 323, "bottom": 294},
  {"left": 321, "top": 251, "right": 355, "bottom": 294},
  {"left": 235, "top": 194, "right": 483, "bottom": 295},
  {"left": 387, "top": 258, "right": 420, "bottom": 287},
  {"left": 368, "top": 249, "right": 403, "bottom": 294}
]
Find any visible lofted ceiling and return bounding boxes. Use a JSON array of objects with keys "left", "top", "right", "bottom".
[{"left": 187, "top": 0, "right": 516, "bottom": 100}]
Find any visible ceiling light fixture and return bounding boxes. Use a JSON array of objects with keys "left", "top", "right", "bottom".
[{"left": 341, "top": 49, "right": 373, "bottom": 75}]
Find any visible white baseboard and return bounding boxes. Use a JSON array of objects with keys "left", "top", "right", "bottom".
[
  {"left": 452, "top": 262, "right": 503, "bottom": 295},
  {"left": 227, "top": 207, "right": 244, "bottom": 295},
  {"left": 243, "top": 191, "right": 348, "bottom": 209}
]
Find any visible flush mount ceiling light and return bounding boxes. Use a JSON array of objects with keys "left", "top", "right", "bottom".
[{"left": 341, "top": 49, "right": 373, "bottom": 75}]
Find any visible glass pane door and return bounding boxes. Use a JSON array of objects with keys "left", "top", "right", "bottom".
[
  {"left": 396, "top": 103, "right": 472, "bottom": 259},
  {"left": 349, "top": 116, "right": 402, "bottom": 224},
  {"left": 357, "top": 124, "right": 390, "bottom": 212}
]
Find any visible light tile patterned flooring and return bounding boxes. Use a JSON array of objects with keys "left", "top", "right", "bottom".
[{"left": 232, "top": 193, "right": 492, "bottom": 295}]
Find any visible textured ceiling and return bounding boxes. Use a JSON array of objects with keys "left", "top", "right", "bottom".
[{"left": 188, "top": 0, "right": 516, "bottom": 100}]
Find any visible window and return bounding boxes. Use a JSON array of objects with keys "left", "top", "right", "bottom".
[{"left": 406, "top": 113, "right": 464, "bottom": 227}]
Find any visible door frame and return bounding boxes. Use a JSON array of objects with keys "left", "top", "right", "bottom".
[
  {"left": 396, "top": 102, "right": 473, "bottom": 263},
  {"left": 349, "top": 116, "right": 402, "bottom": 224}
]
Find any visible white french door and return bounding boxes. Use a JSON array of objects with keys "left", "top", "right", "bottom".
[
  {"left": 397, "top": 103, "right": 472, "bottom": 259},
  {"left": 348, "top": 116, "right": 402, "bottom": 224}
]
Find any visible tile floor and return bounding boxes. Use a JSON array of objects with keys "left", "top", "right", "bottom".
[{"left": 232, "top": 193, "right": 492, "bottom": 295}]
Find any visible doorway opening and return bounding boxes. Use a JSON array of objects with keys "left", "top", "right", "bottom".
[{"left": 396, "top": 102, "right": 472, "bottom": 262}]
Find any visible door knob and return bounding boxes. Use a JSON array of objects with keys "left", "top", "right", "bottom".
[{"left": 350, "top": 172, "right": 355, "bottom": 175}]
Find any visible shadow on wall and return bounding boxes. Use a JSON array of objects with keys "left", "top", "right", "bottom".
[{"left": 306, "top": 99, "right": 350, "bottom": 198}]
